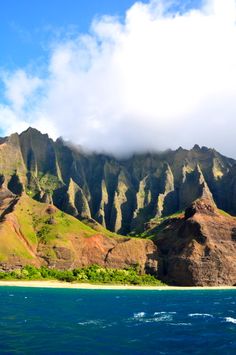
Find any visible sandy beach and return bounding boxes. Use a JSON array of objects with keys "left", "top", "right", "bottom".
[{"left": 0, "top": 280, "right": 235, "bottom": 290}]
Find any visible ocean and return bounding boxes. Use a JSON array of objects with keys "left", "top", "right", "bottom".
[{"left": 0, "top": 287, "right": 236, "bottom": 354}]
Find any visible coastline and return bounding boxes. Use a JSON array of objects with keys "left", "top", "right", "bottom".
[{"left": 0, "top": 280, "right": 235, "bottom": 290}]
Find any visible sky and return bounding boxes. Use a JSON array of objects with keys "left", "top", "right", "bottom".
[{"left": 1, "top": 0, "right": 236, "bottom": 157}]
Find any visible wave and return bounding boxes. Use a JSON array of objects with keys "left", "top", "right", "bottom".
[
  {"left": 138, "top": 315, "right": 174, "bottom": 323},
  {"left": 188, "top": 313, "right": 213, "bottom": 318},
  {"left": 154, "top": 312, "right": 176, "bottom": 315},
  {"left": 133, "top": 312, "right": 146, "bottom": 318},
  {"left": 77, "top": 320, "right": 103, "bottom": 326},
  {"left": 170, "top": 322, "right": 192, "bottom": 326},
  {"left": 133, "top": 311, "right": 175, "bottom": 323},
  {"left": 224, "top": 317, "right": 236, "bottom": 324},
  {"left": 153, "top": 314, "right": 173, "bottom": 322}
]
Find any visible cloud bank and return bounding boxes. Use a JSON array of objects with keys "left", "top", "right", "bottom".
[{"left": 1, "top": 0, "right": 236, "bottom": 156}]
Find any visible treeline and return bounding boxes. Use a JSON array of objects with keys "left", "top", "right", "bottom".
[{"left": 0, "top": 265, "right": 165, "bottom": 286}]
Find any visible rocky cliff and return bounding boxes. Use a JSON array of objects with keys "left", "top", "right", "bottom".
[
  {"left": 1, "top": 129, "right": 236, "bottom": 285},
  {"left": 153, "top": 198, "right": 236, "bottom": 286},
  {"left": 0, "top": 128, "right": 235, "bottom": 235},
  {"left": 0, "top": 182, "right": 158, "bottom": 274}
]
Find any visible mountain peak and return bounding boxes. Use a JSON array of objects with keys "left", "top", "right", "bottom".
[
  {"left": 21, "top": 127, "right": 44, "bottom": 136},
  {"left": 192, "top": 144, "right": 201, "bottom": 151}
]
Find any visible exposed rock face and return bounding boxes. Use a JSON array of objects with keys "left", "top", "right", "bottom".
[
  {"left": 0, "top": 188, "right": 158, "bottom": 274},
  {"left": 1, "top": 178, "right": 236, "bottom": 285},
  {"left": 37, "top": 233, "right": 158, "bottom": 273},
  {"left": 155, "top": 198, "right": 236, "bottom": 286},
  {"left": 52, "top": 234, "right": 158, "bottom": 273},
  {"left": 0, "top": 127, "right": 236, "bottom": 235}
]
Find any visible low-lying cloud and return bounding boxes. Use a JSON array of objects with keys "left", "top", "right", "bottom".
[{"left": 1, "top": 0, "right": 236, "bottom": 157}]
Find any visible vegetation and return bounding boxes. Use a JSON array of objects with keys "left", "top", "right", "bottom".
[
  {"left": 14, "top": 195, "right": 96, "bottom": 245},
  {"left": 218, "top": 209, "right": 232, "bottom": 218},
  {"left": 38, "top": 173, "right": 62, "bottom": 194},
  {"left": 139, "top": 210, "right": 184, "bottom": 238},
  {"left": 0, "top": 265, "right": 165, "bottom": 286}
]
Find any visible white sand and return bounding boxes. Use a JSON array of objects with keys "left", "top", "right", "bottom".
[{"left": 0, "top": 280, "right": 235, "bottom": 290}]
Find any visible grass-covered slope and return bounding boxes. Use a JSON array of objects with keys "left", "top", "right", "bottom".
[
  {"left": 0, "top": 190, "right": 158, "bottom": 275},
  {"left": 0, "top": 193, "right": 97, "bottom": 266}
]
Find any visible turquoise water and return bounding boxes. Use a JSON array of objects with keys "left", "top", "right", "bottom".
[{"left": 0, "top": 288, "right": 236, "bottom": 354}]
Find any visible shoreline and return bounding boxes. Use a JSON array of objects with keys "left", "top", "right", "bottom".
[{"left": 0, "top": 280, "right": 235, "bottom": 290}]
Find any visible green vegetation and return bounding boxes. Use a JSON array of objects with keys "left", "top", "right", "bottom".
[
  {"left": 0, "top": 265, "right": 165, "bottom": 286},
  {"left": 38, "top": 173, "right": 62, "bottom": 193},
  {"left": 32, "top": 209, "right": 94, "bottom": 244},
  {"left": 139, "top": 210, "right": 184, "bottom": 238},
  {"left": 218, "top": 209, "right": 232, "bottom": 217},
  {"left": 152, "top": 210, "right": 184, "bottom": 225},
  {"left": 14, "top": 195, "right": 96, "bottom": 246}
]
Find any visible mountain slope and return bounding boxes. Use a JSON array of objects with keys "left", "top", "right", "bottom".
[
  {"left": 0, "top": 127, "right": 236, "bottom": 235},
  {"left": 153, "top": 198, "right": 236, "bottom": 286},
  {"left": 0, "top": 183, "right": 158, "bottom": 273}
]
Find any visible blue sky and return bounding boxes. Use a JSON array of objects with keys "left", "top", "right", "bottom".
[
  {"left": 1, "top": 0, "right": 236, "bottom": 157},
  {"left": 0, "top": 0, "right": 201, "bottom": 70},
  {"left": 0, "top": 0, "right": 147, "bottom": 69}
]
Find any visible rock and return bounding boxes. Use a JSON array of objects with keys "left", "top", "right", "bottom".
[
  {"left": 155, "top": 198, "right": 236, "bottom": 286},
  {"left": 69, "top": 234, "right": 158, "bottom": 274},
  {"left": 0, "top": 192, "right": 158, "bottom": 275},
  {"left": 105, "top": 238, "right": 158, "bottom": 274},
  {"left": 1, "top": 127, "right": 236, "bottom": 235}
]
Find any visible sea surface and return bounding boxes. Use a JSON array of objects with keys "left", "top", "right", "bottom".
[{"left": 0, "top": 288, "right": 236, "bottom": 354}]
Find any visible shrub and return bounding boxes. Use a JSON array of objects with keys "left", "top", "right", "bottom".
[{"left": 0, "top": 265, "right": 165, "bottom": 286}]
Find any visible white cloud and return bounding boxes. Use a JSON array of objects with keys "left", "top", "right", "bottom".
[
  {"left": 2, "top": 70, "right": 42, "bottom": 111},
  {"left": 1, "top": 0, "right": 236, "bottom": 157}
]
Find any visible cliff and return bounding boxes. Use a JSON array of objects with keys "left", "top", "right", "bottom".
[
  {"left": 1, "top": 128, "right": 236, "bottom": 286},
  {"left": 0, "top": 183, "right": 158, "bottom": 274},
  {"left": 0, "top": 127, "right": 235, "bottom": 235},
  {"left": 153, "top": 198, "right": 236, "bottom": 286}
]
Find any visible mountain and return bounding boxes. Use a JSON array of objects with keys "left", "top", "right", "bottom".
[
  {"left": 0, "top": 182, "right": 157, "bottom": 273},
  {"left": 1, "top": 128, "right": 236, "bottom": 285},
  {"left": 0, "top": 127, "right": 236, "bottom": 235},
  {"left": 152, "top": 198, "right": 236, "bottom": 286}
]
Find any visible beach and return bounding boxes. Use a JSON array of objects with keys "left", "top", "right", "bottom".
[{"left": 0, "top": 280, "right": 235, "bottom": 290}]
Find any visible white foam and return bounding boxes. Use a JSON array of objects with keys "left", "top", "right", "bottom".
[
  {"left": 154, "top": 312, "right": 176, "bottom": 315},
  {"left": 225, "top": 317, "right": 236, "bottom": 324},
  {"left": 171, "top": 322, "right": 192, "bottom": 326},
  {"left": 134, "top": 312, "right": 146, "bottom": 318},
  {"left": 139, "top": 314, "right": 174, "bottom": 323},
  {"left": 77, "top": 320, "right": 102, "bottom": 326},
  {"left": 188, "top": 313, "right": 213, "bottom": 318},
  {"left": 153, "top": 315, "right": 173, "bottom": 322}
]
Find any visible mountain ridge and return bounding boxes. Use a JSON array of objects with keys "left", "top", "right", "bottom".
[
  {"left": 1, "top": 127, "right": 236, "bottom": 235},
  {"left": 1, "top": 128, "right": 236, "bottom": 285},
  {"left": 0, "top": 182, "right": 158, "bottom": 274}
]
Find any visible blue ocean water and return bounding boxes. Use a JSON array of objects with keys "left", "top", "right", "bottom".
[{"left": 0, "top": 288, "right": 236, "bottom": 354}]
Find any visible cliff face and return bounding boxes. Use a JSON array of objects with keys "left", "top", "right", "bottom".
[
  {"left": 154, "top": 199, "right": 236, "bottom": 286},
  {"left": 1, "top": 178, "right": 236, "bottom": 285},
  {"left": 0, "top": 182, "right": 158, "bottom": 274},
  {"left": 0, "top": 128, "right": 236, "bottom": 235}
]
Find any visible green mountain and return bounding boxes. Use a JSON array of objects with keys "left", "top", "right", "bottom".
[
  {"left": 1, "top": 127, "right": 235, "bottom": 235},
  {"left": 0, "top": 183, "right": 157, "bottom": 273},
  {"left": 1, "top": 128, "right": 236, "bottom": 285}
]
